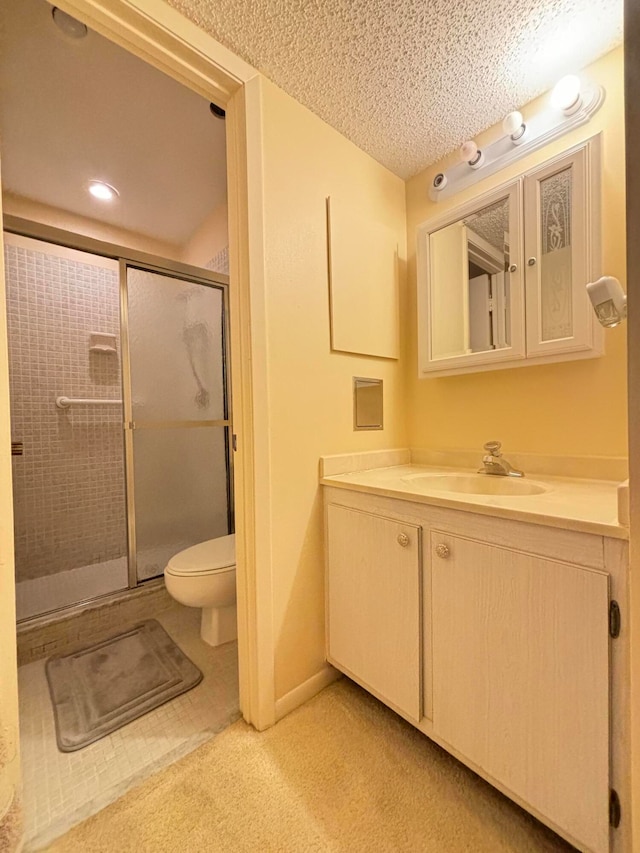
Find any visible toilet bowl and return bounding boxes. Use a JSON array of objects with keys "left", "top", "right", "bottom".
[{"left": 164, "top": 534, "right": 236, "bottom": 647}]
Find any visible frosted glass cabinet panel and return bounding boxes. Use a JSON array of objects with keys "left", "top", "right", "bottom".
[
  {"left": 524, "top": 144, "right": 599, "bottom": 358},
  {"left": 539, "top": 168, "right": 573, "bottom": 341}
]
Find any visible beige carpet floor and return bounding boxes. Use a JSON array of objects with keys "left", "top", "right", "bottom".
[{"left": 45, "top": 679, "right": 574, "bottom": 852}]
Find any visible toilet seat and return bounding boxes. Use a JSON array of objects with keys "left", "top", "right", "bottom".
[
  {"left": 163, "top": 534, "right": 237, "bottom": 647},
  {"left": 165, "top": 534, "right": 235, "bottom": 578}
]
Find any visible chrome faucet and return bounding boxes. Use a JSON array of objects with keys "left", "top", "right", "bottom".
[{"left": 478, "top": 441, "right": 524, "bottom": 477}]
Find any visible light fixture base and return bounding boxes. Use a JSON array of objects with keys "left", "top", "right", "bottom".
[{"left": 429, "top": 84, "right": 605, "bottom": 202}]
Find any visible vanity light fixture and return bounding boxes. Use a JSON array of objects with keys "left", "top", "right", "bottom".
[
  {"left": 88, "top": 181, "right": 119, "bottom": 202},
  {"left": 429, "top": 74, "right": 604, "bottom": 202},
  {"left": 586, "top": 276, "right": 627, "bottom": 328}
]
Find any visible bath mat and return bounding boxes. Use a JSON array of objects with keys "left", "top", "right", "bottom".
[{"left": 45, "top": 619, "right": 203, "bottom": 752}]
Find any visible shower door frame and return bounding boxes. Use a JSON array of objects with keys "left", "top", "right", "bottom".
[
  {"left": 119, "top": 258, "right": 234, "bottom": 588},
  {"left": 4, "top": 215, "right": 234, "bottom": 599}
]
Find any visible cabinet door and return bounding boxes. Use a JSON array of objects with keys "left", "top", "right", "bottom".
[
  {"left": 431, "top": 533, "right": 610, "bottom": 853},
  {"left": 327, "top": 504, "right": 422, "bottom": 721},
  {"left": 417, "top": 179, "right": 526, "bottom": 377},
  {"left": 523, "top": 138, "right": 603, "bottom": 358}
]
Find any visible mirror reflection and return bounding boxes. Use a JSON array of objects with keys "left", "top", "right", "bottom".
[{"left": 429, "top": 197, "right": 511, "bottom": 360}]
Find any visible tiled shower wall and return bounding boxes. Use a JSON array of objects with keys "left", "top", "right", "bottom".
[
  {"left": 206, "top": 245, "right": 229, "bottom": 275},
  {"left": 5, "top": 238, "right": 127, "bottom": 582}
]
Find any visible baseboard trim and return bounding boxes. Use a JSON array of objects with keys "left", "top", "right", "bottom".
[{"left": 274, "top": 664, "right": 341, "bottom": 721}]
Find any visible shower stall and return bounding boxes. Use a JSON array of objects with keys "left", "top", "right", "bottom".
[{"left": 4, "top": 229, "right": 232, "bottom": 622}]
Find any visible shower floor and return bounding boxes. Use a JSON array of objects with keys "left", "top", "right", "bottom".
[
  {"left": 18, "top": 605, "right": 239, "bottom": 850},
  {"left": 16, "top": 544, "right": 190, "bottom": 621},
  {"left": 16, "top": 557, "right": 129, "bottom": 621}
]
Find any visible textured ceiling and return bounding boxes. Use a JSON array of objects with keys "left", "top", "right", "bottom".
[
  {"left": 467, "top": 199, "right": 509, "bottom": 251},
  {"left": 167, "top": 0, "right": 622, "bottom": 179}
]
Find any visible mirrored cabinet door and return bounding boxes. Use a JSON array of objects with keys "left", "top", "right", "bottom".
[
  {"left": 417, "top": 181, "right": 526, "bottom": 375},
  {"left": 523, "top": 139, "right": 602, "bottom": 357}
]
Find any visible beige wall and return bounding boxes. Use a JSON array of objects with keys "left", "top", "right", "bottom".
[
  {"left": 3, "top": 193, "right": 180, "bottom": 261},
  {"left": 4, "top": 193, "right": 229, "bottom": 273},
  {"left": 405, "top": 48, "right": 627, "bottom": 460},
  {"left": 257, "top": 77, "right": 407, "bottom": 700}
]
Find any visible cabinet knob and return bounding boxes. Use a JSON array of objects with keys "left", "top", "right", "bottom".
[
  {"left": 397, "top": 532, "right": 410, "bottom": 547},
  {"left": 435, "top": 543, "right": 450, "bottom": 559},
  {"left": 527, "top": 257, "right": 537, "bottom": 267},
  {"left": 508, "top": 263, "right": 517, "bottom": 273}
]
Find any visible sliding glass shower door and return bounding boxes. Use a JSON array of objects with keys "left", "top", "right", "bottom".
[{"left": 123, "top": 265, "right": 232, "bottom": 583}]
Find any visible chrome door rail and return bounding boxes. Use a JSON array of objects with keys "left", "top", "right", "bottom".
[
  {"left": 119, "top": 260, "right": 137, "bottom": 589},
  {"left": 125, "top": 419, "right": 231, "bottom": 430}
]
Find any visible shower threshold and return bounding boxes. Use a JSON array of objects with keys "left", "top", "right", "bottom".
[
  {"left": 15, "top": 544, "right": 186, "bottom": 623},
  {"left": 16, "top": 557, "right": 129, "bottom": 622}
]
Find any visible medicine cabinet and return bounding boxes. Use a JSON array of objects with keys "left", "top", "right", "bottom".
[{"left": 417, "top": 136, "right": 602, "bottom": 377}]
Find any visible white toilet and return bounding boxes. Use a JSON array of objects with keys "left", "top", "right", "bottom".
[{"left": 164, "top": 534, "right": 236, "bottom": 647}]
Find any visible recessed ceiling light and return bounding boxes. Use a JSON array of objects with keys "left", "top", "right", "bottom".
[
  {"left": 88, "top": 181, "right": 119, "bottom": 202},
  {"left": 51, "top": 7, "right": 88, "bottom": 39}
]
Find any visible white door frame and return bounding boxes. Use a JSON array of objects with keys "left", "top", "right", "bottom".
[{"left": 2, "top": 0, "right": 276, "bottom": 732}]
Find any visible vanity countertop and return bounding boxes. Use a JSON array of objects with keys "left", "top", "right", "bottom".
[{"left": 320, "top": 464, "right": 628, "bottom": 540}]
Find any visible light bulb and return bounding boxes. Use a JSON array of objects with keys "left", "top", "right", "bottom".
[
  {"left": 88, "top": 181, "right": 119, "bottom": 201},
  {"left": 502, "top": 111, "right": 527, "bottom": 145},
  {"left": 459, "top": 140, "right": 478, "bottom": 162},
  {"left": 551, "top": 75, "right": 582, "bottom": 114},
  {"left": 502, "top": 111, "right": 523, "bottom": 136},
  {"left": 459, "top": 140, "right": 485, "bottom": 169}
]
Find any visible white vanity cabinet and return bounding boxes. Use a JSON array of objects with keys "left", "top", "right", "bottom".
[
  {"left": 324, "top": 486, "right": 626, "bottom": 853},
  {"left": 430, "top": 532, "right": 610, "bottom": 853},
  {"left": 326, "top": 503, "right": 422, "bottom": 722}
]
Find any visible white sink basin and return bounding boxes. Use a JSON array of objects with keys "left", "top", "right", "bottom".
[{"left": 402, "top": 473, "right": 548, "bottom": 497}]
